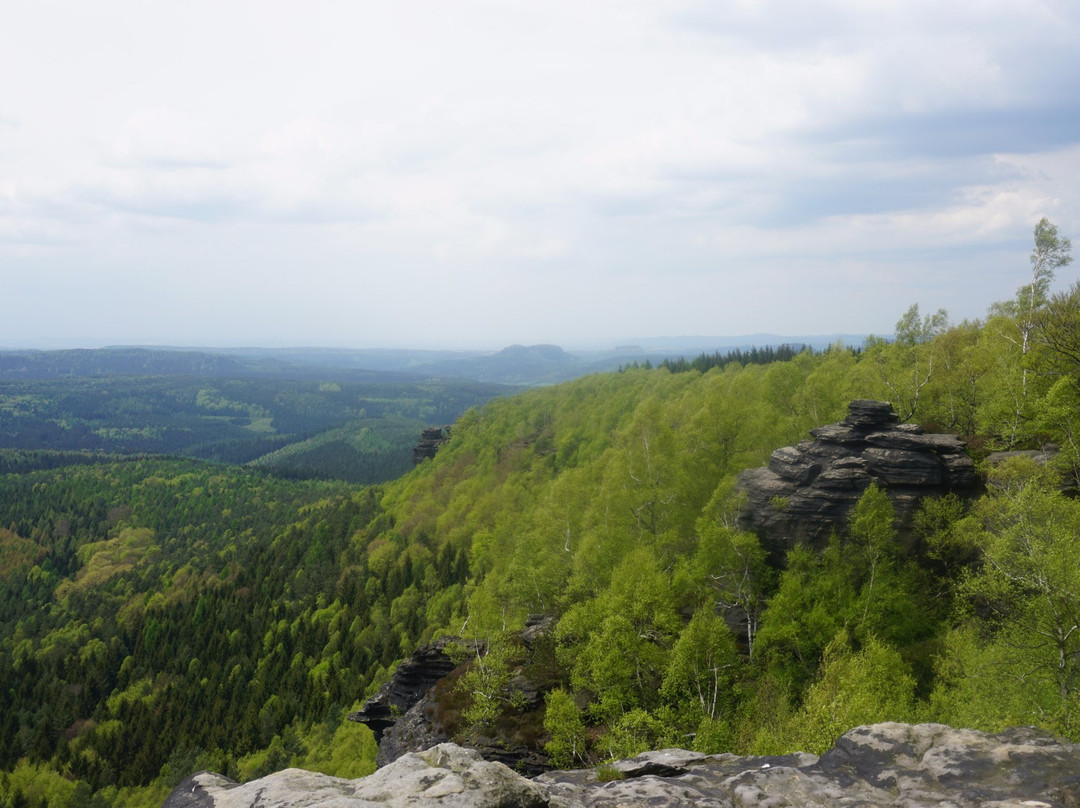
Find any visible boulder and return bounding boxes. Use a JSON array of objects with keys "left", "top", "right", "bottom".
[
  {"left": 162, "top": 744, "right": 548, "bottom": 808},
  {"left": 737, "top": 400, "right": 979, "bottom": 555}
]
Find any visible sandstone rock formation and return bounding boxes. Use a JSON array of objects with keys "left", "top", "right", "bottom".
[
  {"left": 349, "top": 616, "right": 555, "bottom": 773},
  {"left": 737, "top": 400, "right": 979, "bottom": 555},
  {"left": 347, "top": 636, "right": 466, "bottom": 762},
  {"left": 163, "top": 723, "right": 1080, "bottom": 807},
  {"left": 413, "top": 426, "right": 451, "bottom": 464},
  {"left": 162, "top": 744, "right": 547, "bottom": 808}
]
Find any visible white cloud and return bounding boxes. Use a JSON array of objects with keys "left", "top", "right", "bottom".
[{"left": 0, "top": 0, "right": 1077, "bottom": 347}]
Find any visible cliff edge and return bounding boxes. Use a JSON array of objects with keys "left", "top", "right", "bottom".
[{"left": 163, "top": 722, "right": 1080, "bottom": 807}]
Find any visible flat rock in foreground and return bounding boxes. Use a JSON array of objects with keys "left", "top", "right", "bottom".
[{"left": 163, "top": 722, "right": 1080, "bottom": 807}]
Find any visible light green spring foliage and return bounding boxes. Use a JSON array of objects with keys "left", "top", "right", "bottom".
[
  {"left": 556, "top": 547, "right": 681, "bottom": 722},
  {"left": 752, "top": 484, "right": 932, "bottom": 692},
  {"left": 789, "top": 632, "right": 917, "bottom": 755},
  {"left": 863, "top": 304, "right": 948, "bottom": 421},
  {"left": 660, "top": 610, "right": 739, "bottom": 724},
  {"left": 455, "top": 633, "right": 524, "bottom": 736},
  {"left": 7, "top": 220, "right": 1080, "bottom": 796},
  {"left": 410, "top": 223, "right": 1080, "bottom": 757},
  {"left": 598, "top": 709, "right": 669, "bottom": 761},
  {"left": 681, "top": 502, "right": 772, "bottom": 662},
  {"left": 438, "top": 358, "right": 857, "bottom": 635},
  {"left": 543, "top": 688, "right": 588, "bottom": 768},
  {"left": 930, "top": 458, "right": 1080, "bottom": 736}
]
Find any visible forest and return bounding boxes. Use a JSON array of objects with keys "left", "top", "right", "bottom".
[
  {"left": 0, "top": 221, "right": 1076, "bottom": 807},
  {"left": 0, "top": 367, "right": 505, "bottom": 484}
]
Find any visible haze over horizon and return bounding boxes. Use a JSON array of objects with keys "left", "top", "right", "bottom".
[{"left": 2, "top": 1, "right": 1078, "bottom": 350}]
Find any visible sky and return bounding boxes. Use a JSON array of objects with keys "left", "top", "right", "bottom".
[{"left": 2, "top": 0, "right": 1079, "bottom": 350}]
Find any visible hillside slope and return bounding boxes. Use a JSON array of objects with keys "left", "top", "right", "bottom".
[{"left": 6, "top": 277, "right": 1080, "bottom": 805}]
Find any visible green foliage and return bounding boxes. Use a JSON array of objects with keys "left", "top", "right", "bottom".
[
  {"left": 755, "top": 485, "right": 934, "bottom": 693},
  {"left": 728, "top": 672, "right": 797, "bottom": 755},
  {"left": 789, "top": 632, "right": 916, "bottom": 754},
  {"left": 557, "top": 548, "right": 680, "bottom": 721},
  {"left": 660, "top": 344, "right": 809, "bottom": 374},
  {"left": 0, "top": 457, "right": 403, "bottom": 799},
  {"left": 862, "top": 304, "right": 949, "bottom": 420},
  {"left": 455, "top": 635, "right": 524, "bottom": 736},
  {"left": 597, "top": 709, "right": 668, "bottom": 761},
  {"left": 543, "top": 688, "right": 587, "bottom": 768},
  {"left": 0, "top": 373, "right": 503, "bottom": 483},
  {"left": 594, "top": 764, "right": 625, "bottom": 782},
  {"left": 932, "top": 458, "right": 1080, "bottom": 736},
  {"left": 10, "top": 254, "right": 1080, "bottom": 794},
  {"left": 1035, "top": 377, "right": 1080, "bottom": 488},
  {"left": 660, "top": 611, "right": 740, "bottom": 724}
]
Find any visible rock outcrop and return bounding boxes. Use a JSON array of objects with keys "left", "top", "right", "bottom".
[
  {"left": 349, "top": 616, "right": 556, "bottom": 773},
  {"left": 737, "top": 400, "right": 979, "bottom": 555},
  {"left": 347, "top": 636, "right": 468, "bottom": 763},
  {"left": 163, "top": 722, "right": 1080, "bottom": 807},
  {"left": 413, "top": 426, "right": 451, "bottom": 464},
  {"left": 162, "top": 744, "right": 548, "bottom": 808}
]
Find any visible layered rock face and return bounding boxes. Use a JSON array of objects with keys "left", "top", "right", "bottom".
[
  {"left": 348, "top": 616, "right": 555, "bottom": 773},
  {"left": 347, "top": 636, "right": 465, "bottom": 763},
  {"left": 163, "top": 722, "right": 1080, "bottom": 807},
  {"left": 412, "top": 426, "right": 451, "bottom": 464},
  {"left": 737, "top": 400, "right": 979, "bottom": 555}
]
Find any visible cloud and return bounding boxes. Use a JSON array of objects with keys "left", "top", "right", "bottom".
[{"left": 0, "top": 0, "right": 1077, "bottom": 347}]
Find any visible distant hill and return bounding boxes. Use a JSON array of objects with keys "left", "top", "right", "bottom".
[
  {"left": 0, "top": 336, "right": 871, "bottom": 388},
  {"left": 0, "top": 349, "right": 509, "bottom": 483},
  {"left": 410, "top": 344, "right": 582, "bottom": 385},
  {"left": 0, "top": 347, "right": 409, "bottom": 383},
  {"left": 0, "top": 348, "right": 254, "bottom": 379}
]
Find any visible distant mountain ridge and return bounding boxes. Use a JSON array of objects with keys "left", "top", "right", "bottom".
[
  {"left": 0, "top": 347, "right": 403, "bottom": 383},
  {"left": 0, "top": 335, "right": 870, "bottom": 387}
]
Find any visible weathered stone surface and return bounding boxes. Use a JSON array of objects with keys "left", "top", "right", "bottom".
[
  {"left": 348, "top": 636, "right": 471, "bottom": 747},
  {"left": 519, "top": 613, "right": 557, "bottom": 648},
  {"left": 413, "top": 426, "right": 451, "bottom": 464},
  {"left": 164, "top": 724, "right": 1080, "bottom": 808},
  {"left": 350, "top": 618, "right": 555, "bottom": 774},
  {"left": 374, "top": 696, "right": 451, "bottom": 767},
  {"left": 986, "top": 447, "right": 1059, "bottom": 467},
  {"left": 737, "top": 400, "right": 980, "bottom": 555},
  {"left": 844, "top": 398, "right": 901, "bottom": 426},
  {"left": 163, "top": 744, "right": 548, "bottom": 808},
  {"left": 768, "top": 445, "right": 820, "bottom": 485},
  {"left": 809, "top": 423, "right": 860, "bottom": 444},
  {"left": 863, "top": 447, "right": 944, "bottom": 486}
]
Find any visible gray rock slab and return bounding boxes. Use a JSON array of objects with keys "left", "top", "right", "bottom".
[{"left": 163, "top": 724, "right": 1080, "bottom": 808}]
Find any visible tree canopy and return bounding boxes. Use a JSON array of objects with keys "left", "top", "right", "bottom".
[{"left": 0, "top": 221, "right": 1076, "bottom": 807}]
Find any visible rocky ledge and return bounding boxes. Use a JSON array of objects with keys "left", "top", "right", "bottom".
[
  {"left": 163, "top": 722, "right": 1080, "bottom": 807},
  {"left": 737, "top": 399, "right": 979, "bottom": 556}
]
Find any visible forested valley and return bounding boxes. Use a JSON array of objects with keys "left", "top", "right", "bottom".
[
  {"left": 1, "top": 225, "right": 1078, "bottom": 807},
  {"left": 0, "top": 356, "right": 506, "bottom": 484}
]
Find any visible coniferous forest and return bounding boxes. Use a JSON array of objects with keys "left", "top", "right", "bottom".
[
  {"left": 0, "top": 368, "right": 506, "bottom": 485},
  {"left": 1, "top": 225, "right": 1077, "bottom": 806}
]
